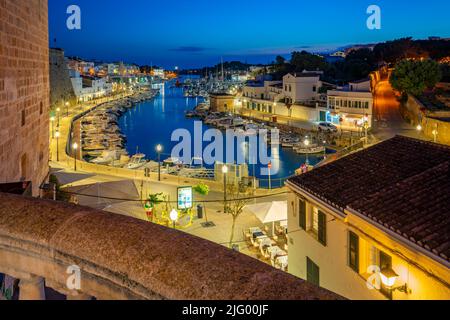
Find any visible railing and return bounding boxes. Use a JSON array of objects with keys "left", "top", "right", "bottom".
[{"left": 0, "top": 192, "right": 342, "bottom": 300}]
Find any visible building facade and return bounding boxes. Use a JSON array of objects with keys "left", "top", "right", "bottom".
[
  {"left": 321, "top": 79, "right": 374, "bottom": 130},
  {"left": 285, "top": 136, "right": 450, "bottom": 300},
  {"left": 209, "top": 93, "right": 237, "bottom": 113},
  {"left": 0, "top": 0, "right": 50, "bottom": 196},
  {"left": 241, "top": 72, "right": 325, "bottom": 122}
]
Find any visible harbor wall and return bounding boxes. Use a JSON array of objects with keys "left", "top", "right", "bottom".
[{"left": 0, "top": 0, "right": 50, "bottom": 196}]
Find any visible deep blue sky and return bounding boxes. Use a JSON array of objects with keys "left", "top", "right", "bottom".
[{"left": 49, "top": 0, "right": 450, "bottom": 69}]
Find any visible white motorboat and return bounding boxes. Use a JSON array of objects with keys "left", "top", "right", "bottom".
[
  {"left": 90, "top": 150, "right": 117, "bottom": 165},
  {"left": 163, "top": 157, "right": 183, "bottom": 167},
  {"left": 294, "top": 146, "right": 325, "bottom": 154},
  {"left": 125, "top": 153, "right": 147, "bottom": 169},
  {"left": 281, "top": 137, "right": 301, "bottom": 148}
]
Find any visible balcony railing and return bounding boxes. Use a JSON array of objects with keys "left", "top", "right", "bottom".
[{"left": 0, "top": 192, "right": 342, "bottom": 300}]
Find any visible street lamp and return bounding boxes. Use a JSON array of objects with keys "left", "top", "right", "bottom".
[
  {"left": 65, "top": 101, "right": 70, "bottom": 117},
  {"left": 156, "top": 144, "right": 163, "bottom": 181},
  {"left": 169, "top": 209, "right": 178, "bottom": 229},
  {"left": 55, "top": 131, "right": 60, "bottom": 162},
  {"left": 222, "top": 165, "right": 228, "bottom": 213},
  {"left": 50, "top": 116, "right": 56, "bottom": 139},
  {"left": 56, "top": 107, "right": 61, "bottom": 127},
  {"left": 73, "top": 142, "right": 78, "bottom": 171},
  {"left": 304, "top": 137, "right": 310, "bottom": 165},
  {"left": 380, "top": 267, "right": 408, "bottom": 297}
]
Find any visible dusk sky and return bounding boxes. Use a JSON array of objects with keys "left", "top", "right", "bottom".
[{"left": 49, "top": 0, "right": 450, "bottom": 68}]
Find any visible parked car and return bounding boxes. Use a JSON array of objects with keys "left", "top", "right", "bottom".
[{"left": 317, "top": 122, "right": 338, "bottom": 133}]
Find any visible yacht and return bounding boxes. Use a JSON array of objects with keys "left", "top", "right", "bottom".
[{"left": 125, "top": 153, "right": 147, "bottom": 169}]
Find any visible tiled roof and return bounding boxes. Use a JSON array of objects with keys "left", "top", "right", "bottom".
[
  {"left": 349, "top": 162, "right": 450, "bottom": 263},
  {"left": 288, "top": 136, "right": 450, "bottom": 262}
]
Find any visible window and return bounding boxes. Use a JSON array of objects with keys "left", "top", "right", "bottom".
[
  {"left": 21, "top": 110, "right": 26, "bottom": 126},
  {"left": 348, "top": 231, "right": 359, "bottom": 273},
  {"left": 313, "top": 86, "right": 317, "bottom": 92},
  {"left": 318, "top": 210, "right": 327, "bottom": 246},
  {"left": 311, "top": 208, "right": 327, "bottom": 246},
  {"left": 299, "top": 199, "right": 306, "bottom": 230},
  {"left": 312, "top": 208, "right": 319, "bottom": 235},
  {"left": 306, "top": 257, "right": 320, "bottom": 287},
  {"left": 40, "top": 102, "right": 43, "bottom": 115}
]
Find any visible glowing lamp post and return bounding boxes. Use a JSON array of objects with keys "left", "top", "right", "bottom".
[
  {"left": 304, "top": 137, "right": 310, "bottom": 165},
  {"left": 380, "top": 267, "right": 408, "bottom": 298},
  {"left": 50, "top": 116, "right": 56, "bottom": 139},
  {"left": 65, "top": 101, "right": 70, "bottom": 117},
  {"left": 222, "top": 165, "right": 228, "bottom": 213},
  {"left": 55, "top": 131, "right": 60, "bottom": 162},
  {"left": 156, "top": 144, "right": 163, "bottom": 181},
  {"left": 73, "top": 142, "right": 78, "bottom": 171},
  {"left": 56, "top": 107, "right": 61, "bottom": 127},
  {"left": 170, "top": 209, "right": 179, "bottom": 229}
]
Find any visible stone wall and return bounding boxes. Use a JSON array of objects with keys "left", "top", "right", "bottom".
[
  {"left": 401, "top": 95, "right": 450, "bottom": 145},
  {"left": 49, "top": 48, "right": 76, "bottom": 110},
  {"left": 0, "top": 0, "right": 50, "bottom": 196}
]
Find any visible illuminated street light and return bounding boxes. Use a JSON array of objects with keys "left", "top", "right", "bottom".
[
  {"left": 169, "top": 209, "right": 179, "bottom": 229},
  {"left": 65, "top": 101, "right": 70, "bottom": 117},
  {"left": 156, "top": 144, "right": 163, "bottom": 181},
  {"left": 380, "top": 267, "right": 409, "bottom": 298},
  {"left": 73, "top": 142, "right": 78, "bottom": 171},
  {"left": 416, "top": 124, "right": 422, "bottom": 131},
  {"left": 304, "top": 137, "right": 310, "bottom": 147},
  {"left": 55, "top": 131, "right": 60, "bottom": 162},
  {"left": 50, "top": 116, "right": 56, "bottom": 139},
  {"left": 56, "top": 107, "right": 61, "bottom": 127},
  {"left": 222, "top": 165, "right": 228, "bottom": 213}
]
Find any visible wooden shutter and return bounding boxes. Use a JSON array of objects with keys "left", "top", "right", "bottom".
[
  {"left": 349, "top": 231, "right": 359, "bottom": 273},
  {"left": 318, "top": 210, "right": 327, "bottom": 246},
  {"left": 306, "top": 257, "right": 320, "bottom": 287},
  {"left": 299, "top": 199, "right": 306, "bottom": 230}
]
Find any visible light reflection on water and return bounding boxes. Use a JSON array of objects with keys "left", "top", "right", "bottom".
[{"left": 118, "top": 78, "right": 323, "bottom": 182}]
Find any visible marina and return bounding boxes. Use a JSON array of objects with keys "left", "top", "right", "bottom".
[{"left": 116, "top": 78, "right": 333, "bottom": 187}]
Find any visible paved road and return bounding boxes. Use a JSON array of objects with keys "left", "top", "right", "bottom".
[{"left": 372, "top": 80, "right": 419, "bottom": 141}]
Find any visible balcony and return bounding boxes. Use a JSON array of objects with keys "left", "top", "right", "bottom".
[{"left": 0, "top": 192, "right": 342, "bottom": 300}]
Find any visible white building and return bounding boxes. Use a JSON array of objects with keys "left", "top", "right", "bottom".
[
  {"left": 70, "top": 71, "right": 111, "bottom": 102},
  {"left": 320, "top": 78, "right": 374, "bottom": 130},
  {"left": 285, "top": 136, "right": 450, "bottom": 300},
  {"left": 241, "top": 72, "right": 325, "bottom": 122}
]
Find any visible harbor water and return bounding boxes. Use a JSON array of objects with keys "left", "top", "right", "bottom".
[{"left": 118, "top": 78, "right": 324, "bottom": 188}]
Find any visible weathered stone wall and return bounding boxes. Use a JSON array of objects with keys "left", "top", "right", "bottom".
[
  {"left": 0, "top": 0, "right": 50, "bottom": 196},
  {"left": 49, "top": 48, "right": 76, "bottom": 110}
]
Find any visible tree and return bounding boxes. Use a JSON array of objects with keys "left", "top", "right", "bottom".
[
  {"left": 390, "top": 59, "right": 442, "bottom": 96},
  {"left": 224, "top": 183, "right": 252, "bottom": 248},
  {"left": 290, "top": 51, "right": 328, "bottom": 72},
  {"left": 193, "top": 183, "right": 210, "bottom": 222}
]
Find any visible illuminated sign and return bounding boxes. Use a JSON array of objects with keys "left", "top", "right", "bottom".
[{"left": 177, "top": 187, "right": 193, "bottom": 210}]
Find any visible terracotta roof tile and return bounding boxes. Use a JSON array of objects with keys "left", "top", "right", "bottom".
[{"left": 288, "top": 136, "right": 450, "bottom": 263}]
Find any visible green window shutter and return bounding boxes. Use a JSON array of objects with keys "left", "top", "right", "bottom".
[
  {"left": 299, "top": 199, "right": 306, "bottom": 230},
  {"left": 306, "top": 257, "right": 320, "bottom": 287},
  {"left": 318, "top": 211, "right": 327, "bottom": 246},
  {"left": 349, "top": 231, "right": 359, "bottom": 273}
]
